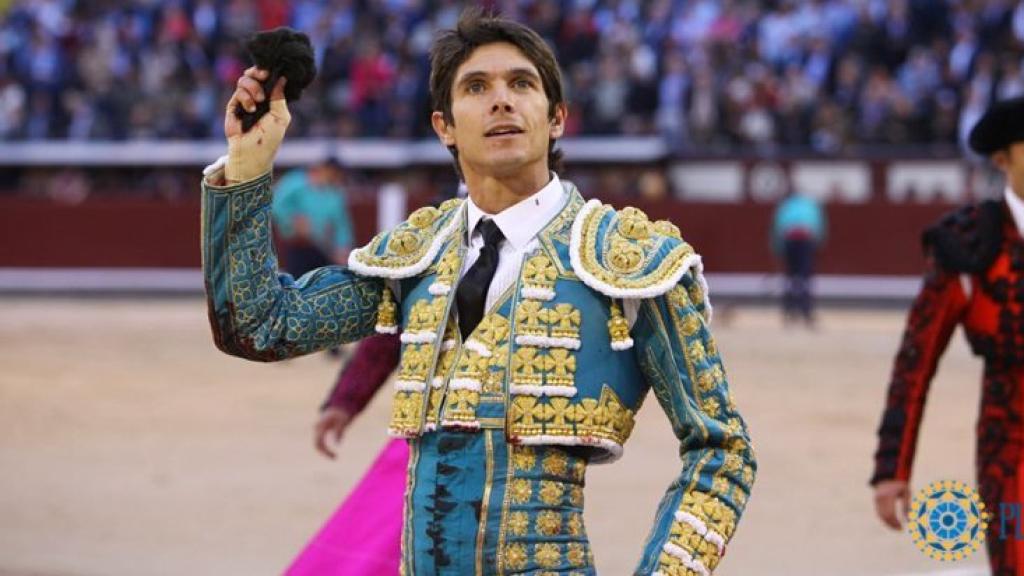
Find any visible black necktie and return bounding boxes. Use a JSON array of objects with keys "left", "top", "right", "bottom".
[{"left": 457, "top": 218, "right": 505, "bottom": 340}]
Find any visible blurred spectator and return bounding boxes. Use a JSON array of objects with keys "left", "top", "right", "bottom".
[
  {"left": 0, "top": 0, "right": 1023, "bottom": 153},
  {"left": 272, "top": 156, "right": 353, "bottom": 277},
  {"left": 772, "top": 190, "right": 826, "bottom": 327}
]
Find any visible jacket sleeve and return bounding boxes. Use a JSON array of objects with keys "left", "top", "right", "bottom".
[
  {"left": 631, "top": 271, "right": 757, "bottom": 576},
  {"left": 870, "top": 256, "right": 967, "bottom": 485},
  {"left": 321, "top": 331, "right": 402, "bottom": 414},
  {"left": 202, "top": 171, "right": 382, "bottom": 361}
]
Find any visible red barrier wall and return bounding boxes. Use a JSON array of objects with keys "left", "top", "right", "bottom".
[{"left": 0, "top": 194, "right": 952, "bottom": 275}]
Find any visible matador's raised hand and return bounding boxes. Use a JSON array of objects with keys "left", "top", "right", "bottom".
[{"left": 223, "top": 67, "right": 290, "bottom": 184}]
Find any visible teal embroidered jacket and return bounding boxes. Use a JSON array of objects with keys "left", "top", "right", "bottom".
[{"left": 202, "top": 171, "right": 756, "bottom": 575}]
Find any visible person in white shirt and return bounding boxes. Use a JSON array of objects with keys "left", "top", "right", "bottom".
[{"left": 202, "top": 9, "right": 755, "bottom": 575}]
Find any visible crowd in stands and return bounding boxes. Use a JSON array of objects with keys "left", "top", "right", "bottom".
[{"left": 2, "top": 0, "right": 1024, "bottom": 154}]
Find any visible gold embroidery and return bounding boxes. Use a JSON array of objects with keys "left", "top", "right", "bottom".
[
  {"left": 509, "top": 478, "right": 532, "bottom": 504},
  {"left": 689, "top": 281, "right": 705, "bottom": 307},
  {"left": 536, "top": 510, "right": 562, "bottom": 536},
  {"left": 473, "top": 314, "right": 510, "bottom": 347},
  {"left": 405, "top": 298, "right": 443, "bottom": 332},
  {"left": 535, "top": 542, "right": 561, "bottom": 568},
  {"left": 375, "top": 286, "right": 398, "bottom": 331},
  {"left": 543, "top": 349, "right": 576, "bottom": 387},
  {"left": 608, "top": 238, "right": 645, "bottom": 274},
  {"left": 512, "top": 347, "right": 545, "bottom": 385},
  {"left": 548, "top": 303, "right": 581, "bottom": 339},
  {"left": 504, "top": 542, "right": 528, "bottom": 571},
  {"left": 542, "top": 397, "right": 575, "bottom": 436},
  {"left": 742, "top": 465, "right": 755, "bottom": 485},
  {"left": 687, "top": 341, "right": 706, "bottom": 365},
  {"left": 388, "top": 390, "right": 423, "bottom": 433},
  {"left": 653, "top": 219, "right": 682, "bottom": 240},
  {"left": 679, "top": 491, "right": 738, "bottom": 539},
  {"left": 607, "top": 300, "right": 632, "bottom": 348},
  {"left": 617, "top": 206, "right": 652, "bottom": 240},
  {"left": 352, "top": 199, "right": 461, "bottom": 271},
  {"left": 483, "top": 342, "right": 509, "bottom": 394},
  {"left": 508, "top": 511, "right": 529, "bottom": 536},
  {"left": 569, "top": 485, "right": 584, "bottom": 507},
  {"left": 434, "top": 244, "right": 461, "bottom": 284},
  {"left": 523, "top": 253, "right": 558, "bottom": 291},
  {"left": 712, "top": 475, "right": 730, "bottom": 494},
  {"left": 397, "top": 344, "right": 432, "bottom": 382},
  {"left": 576, "top": 202, "right": 695, "bottom": 291},
  {"left": 510, "top": 396, "right": 547, "bottom": 434},
  {"left": 567, "top": 512, "right": 584, "bottom": 536},
  {"left": 439, "top": 198, "right": 462, "bottom": 213},
  {"left": 696, "top": 369, "right": 718, "bottom": 393},
  {"left": 538, "top": 480, "right": 565, "bottom": 505},
  {"left": 515, "top": 300, "right": 549, "bottom": 337},
  {"left": 570, "top": 459, "right": 586, "bottom": 482},
  {"left": 513, "top": 446, "right": 537, "bottom": 472},
  {"left": 567, "top": 543, "right": 587, "bottom": 567},
  {"left": 723, "top": 453, "right": 743, "bottom": 474},
  {"left": 669, "top": 524, "right": 722, "bottom": 570},
  {"left": 388, "top": 229, "right": 421, "bottom": 256},
  {"left": 408, "top": 206, "right": 440, "bottom": 229},
  {"left": 454, "top": 350, "right": 489, "bottom": 381},
  {"left": 680, "top": 311, "right": 701, "bottom": 337},
  {"left": 542, "top": 451, "right": 569, "bottom": 477},
  {"left": 444, "top": 388, "right": 480, "bottom": 422}
]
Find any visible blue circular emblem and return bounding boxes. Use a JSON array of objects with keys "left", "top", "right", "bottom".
[{"left": 908, "top": 480, "right": 989, "bottom": 562}]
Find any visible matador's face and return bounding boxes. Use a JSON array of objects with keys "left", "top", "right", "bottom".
[
  {"left": 432, "top": 42, "right": 566, "bottom": 182},
  {"left": 993, "top": 142, "right": 1024, "bottom": 201}
]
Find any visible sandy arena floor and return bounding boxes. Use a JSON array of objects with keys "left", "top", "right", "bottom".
[{"left": 0, "top": 298, "right": 990, "bottom": 575}]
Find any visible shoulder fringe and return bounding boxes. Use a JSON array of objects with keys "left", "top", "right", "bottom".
[
  {"left": 347, "top": 208, "right": 462, "bottom": 279},
  {"left": 569, "top": 199, "right": 713, "bottom": 320}
]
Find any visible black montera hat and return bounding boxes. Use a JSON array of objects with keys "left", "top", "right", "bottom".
[{"left": 968, "top": 95, "right": 1024, "bottom": 156}]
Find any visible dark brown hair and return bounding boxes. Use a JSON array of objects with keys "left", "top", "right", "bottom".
[{"left": 429, "top": 8, "right": 565, "bottom": 178}]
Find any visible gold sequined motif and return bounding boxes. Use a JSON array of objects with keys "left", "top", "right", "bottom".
[
  {"left": 500, "top": 444, "right": 593, "bottom": 574},
  {"left": 522, "top": 253, "right": 558, "bottom": 292},
  {"left": 509, "top": 385, "right": 636, "bottom": 453}
]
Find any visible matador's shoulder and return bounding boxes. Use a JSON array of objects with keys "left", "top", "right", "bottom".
[
  {"left": 568, "top": 198, "right": 710, "bottom": 307},
  {"left": 922, "top": 199, "right": 1004, "bottom": 274},
  {"left": 348, "top": 197, "right": 464, "bottom": 279}
]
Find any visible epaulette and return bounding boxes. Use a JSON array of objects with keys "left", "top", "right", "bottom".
[
  {"left": 348, "top": 198, "right": 464, "bottom": 279},
  {"left": 922, "top": 199, "right": 1003, "bottom": 274},
  {"left": 568, "top": 199, "right": 709, "bottom": 306}
]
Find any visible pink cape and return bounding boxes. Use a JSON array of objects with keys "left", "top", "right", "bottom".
[{"left": 286, "top": 438, "right": 408, "bottom": 576}]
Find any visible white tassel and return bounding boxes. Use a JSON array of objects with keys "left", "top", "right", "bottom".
[
  {"left": 514, "top": 334, "right": 581, "bottom": 350},
  {"left": 463, "top": 339, "right": 492, "bottom": 357},
  {"left": 521, "top": 286, "right": 555, "bottom": 301},
  {"left": 429, "top": 282, "right": 451, "bottom": 296},
  {"left": 400, "top": 331, "right": 437, "bottom": 344},
  {"left": 394, "top": 379, "right": 426, "bottom": 392},
  {"left": 509, "top": 384, "right": 578, "bottom": 397}
]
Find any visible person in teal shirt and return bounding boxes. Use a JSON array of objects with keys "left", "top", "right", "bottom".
[
  {"left": 772, "top": 191, "right": 827, "bottom": 326},
  {"left": 271, "top": 157, "right": 354, "bottom": 276}
]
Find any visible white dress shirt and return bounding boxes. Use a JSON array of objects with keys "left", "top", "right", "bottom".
[
  {"left": 462, "top": 173, "right": 567, "bottom": 313},
  {"left": 1005, "top": 186, "right": 1024, "bottom": 236}
]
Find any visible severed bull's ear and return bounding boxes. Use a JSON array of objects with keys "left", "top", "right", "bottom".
[{"left": 234, "top": 27, "right": 317, "bottom": 133}]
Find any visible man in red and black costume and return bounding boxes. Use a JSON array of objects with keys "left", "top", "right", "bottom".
[{"left": 871, "top": 95, "right": 1024, "bottom": 574}]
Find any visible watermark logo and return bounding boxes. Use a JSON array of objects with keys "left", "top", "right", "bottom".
[{"left": 907, "top": 480, "right": 989, "bottom": 561}]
